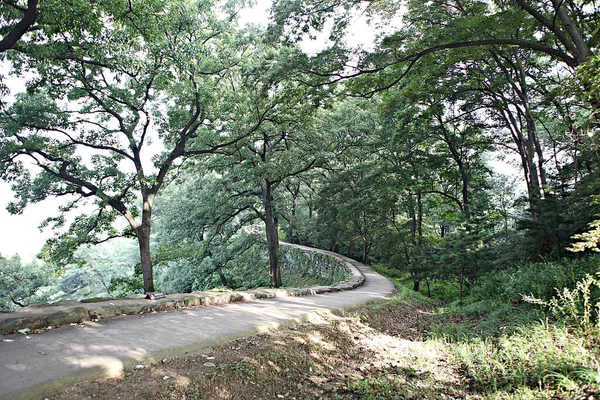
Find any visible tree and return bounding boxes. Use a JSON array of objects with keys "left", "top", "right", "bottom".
[
  {"left": 153, "top": 172, "right": 263, "bottom": 291},
  {"left": 272, "top": 0, "right": 598, "bottom": 74},
  {"left": 0, "top": 254, "right": 49, "bottom": 309},
  {"left": 0, "top": 0, "right": 251, "bottom": 293},
  {"left": 188, "top": 40, "right": 329, "bottom": 287}
]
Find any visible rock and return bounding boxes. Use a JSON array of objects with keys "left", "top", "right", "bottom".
[
  {"left": 203, "top": 362, "right": 216, "bottom": 367},
  {"left": 182, "top": 296, "right": 202, "bottom": 307},
  {"left": 135, "top": 365, "right": 144, "bottom": 369},
  {"left": 0, "top": 316, "right": 48, "bottom": 335},
  {"left": 47, "top": 308, "right": 89, "bottom": 327}
]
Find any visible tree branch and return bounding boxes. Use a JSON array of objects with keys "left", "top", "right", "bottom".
[{"left": 0, "top": 0, "right": 37, "bottom": 52}]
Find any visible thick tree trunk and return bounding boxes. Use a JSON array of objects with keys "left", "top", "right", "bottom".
[
  {"left": 0, "top": 0, "right": 38, "bottom": 53},
  {"left": 121, "top": 193, "right": 155, "bottom": 294},
  {"left": 136, "top": 212, "right": 154, "bottom": 293},
  {"left": 362, "top": 240, "right": 369, "bottom": 264},
  {"left": 262, "top": 181, "right": 281, "bottom": 287},
  {"left": 413, "top": 279, "right": 420, "bottom": 292}
]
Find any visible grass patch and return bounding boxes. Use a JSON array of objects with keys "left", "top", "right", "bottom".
[{"left": 450, "top": 323, "right": 599, "bottom": 394}]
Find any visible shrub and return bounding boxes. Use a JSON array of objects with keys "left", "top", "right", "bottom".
[
  {"left": 108, "top": 275, "right": 144, "bottom": 297},
  {"left": 469, "top": 256, "right": 600, "bottom": 306}
]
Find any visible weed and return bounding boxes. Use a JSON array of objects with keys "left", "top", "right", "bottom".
[
  {"left": 345, "top": 374, "right": 399, "bottom": 399},
  {"left": 446, "top": 322, "right": 598, "bottom": 394},
  {"left": 230, "top": 359, "right": 255, "bottom": 378},
  {"left": 524, "top": 273, "right": 600, "bottom": 331}
]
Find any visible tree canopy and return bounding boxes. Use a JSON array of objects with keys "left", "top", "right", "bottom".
[{"left": 0, "top": 0, "right": 598, "bottom": 300}]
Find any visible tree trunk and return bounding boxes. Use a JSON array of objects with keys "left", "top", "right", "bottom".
[
  {"left": 286, "top": 182, "right": 300, "bottom": 243},
  {"left": 347, "top": 240, "right": 355, "bottom": 259},
  {"left": 136, "top": 200, "right": 155, "bottom": 293},
  {"left": 409, "top": 197, "right": 416, "bottom": 237},
  {"left": 217, "top": 268, "right": 229, "bottom": 287},
  {"left": 438, "top": 121, "right": 471, "bottom": 220},
  {"left": 413, "top": 279, "right": 420, "bottom": 292},
  {"left": 262, "top": 181, "right": 281, "bottom": 287},
  {"left": 490, "top": 53, "right": 544, "bottom": 215}
]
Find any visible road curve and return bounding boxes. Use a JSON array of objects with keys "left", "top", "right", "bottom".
[{"left": 0, "top": 252, "right": 394, "bottom": 399}]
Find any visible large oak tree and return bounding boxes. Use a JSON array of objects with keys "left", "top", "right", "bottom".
[{"left": 0, "top": 0, "right": 251, "bottom": 292}]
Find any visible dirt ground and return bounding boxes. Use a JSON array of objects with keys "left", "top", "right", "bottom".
[{"left": 46, "top": 295, "right": 467, "bottom": 400}]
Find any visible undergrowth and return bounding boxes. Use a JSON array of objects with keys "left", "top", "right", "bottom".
[{"left": 420, "top": 257, "right": 600, "bottom": 398}]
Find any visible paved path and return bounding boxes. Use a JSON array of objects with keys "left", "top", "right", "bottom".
[{"left": 0, "top": 260, "right": 393, "bottom": 399}]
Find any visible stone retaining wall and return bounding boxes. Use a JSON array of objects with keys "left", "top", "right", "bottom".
[{"left": 0, "top": 244, "right": 365, "bottom": 336}]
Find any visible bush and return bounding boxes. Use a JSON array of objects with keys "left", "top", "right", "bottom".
[
  {"left": 370, "top": 264, "right": 408, "bottom": 280},
  {"left": 469, "top": 256, "right": 600, "bottom": 306},
  {"left": 108, "top": 274, "right": 144, "bottom": 297}
]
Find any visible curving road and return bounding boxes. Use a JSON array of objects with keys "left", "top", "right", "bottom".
[{"left": 0, "top": 253, "right": 394, "bottom": 399}]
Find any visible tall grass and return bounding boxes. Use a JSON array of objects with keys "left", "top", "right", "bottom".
[{"left": 427, "top": 256, "right": 600, "bottom": 397}]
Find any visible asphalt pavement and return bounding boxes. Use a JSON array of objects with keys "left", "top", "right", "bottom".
[{"left": 0, "top": 259, "right": 394, "bottom": 399}]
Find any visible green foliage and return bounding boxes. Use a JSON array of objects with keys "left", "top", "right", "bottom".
[
  {"left": 370, "top": 264, "right": 408, "bottom": 280},
  {"left": 469, "top": 256, "right": 600, "bottom": 306},
  {"left": 427, "top": 261, "right": 600, "bottom": 397},
  {"left": 570, "top": 218, "right": 600, "bottom": 253},
  {"left": 1, "top": 0, "right": 258, "bottom": 292},
  {"left": 0, "top": 255, "right": 50, "bottom": 310},
  {"left": 576, "top": 55, "right": 600, "bottom": 108},
  {"left": 108, "top": 275, "right": 144, "bottom": 298},
  {"left": 43, "top": 239, "right": 140, "bottom": 301},
  {"left": 429, "top": 256, "right": 600, "bottom": 343},
  {"left": 569, "top": 195, "right": 600, "bottom": 254},
  {"left": 524, "top": 274, "right": 600, "bottom": 331}
]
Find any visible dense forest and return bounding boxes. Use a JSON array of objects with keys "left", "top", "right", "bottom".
[{"left": 0, "top": 0, "right": 599, "bottom": 396}]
